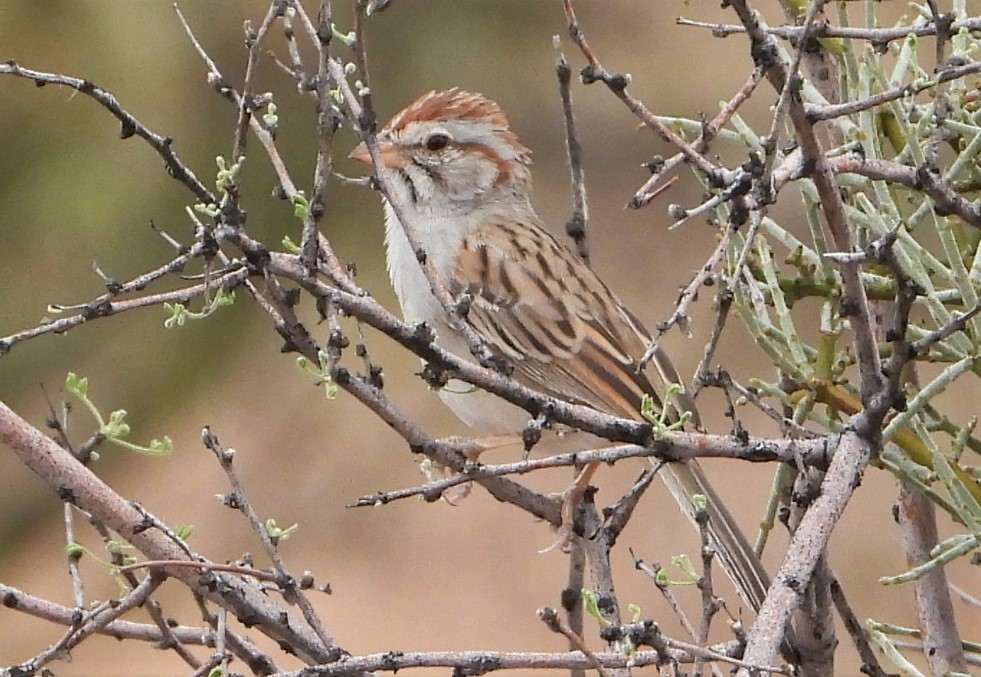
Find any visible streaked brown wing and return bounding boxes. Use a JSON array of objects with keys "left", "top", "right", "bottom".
[{"left": 452, "top": 219, "right": 697, "bottom": 424}]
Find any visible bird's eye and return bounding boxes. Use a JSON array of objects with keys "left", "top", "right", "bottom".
[{"left": 425, "top": 133, "right": 450, "bottom": 151}]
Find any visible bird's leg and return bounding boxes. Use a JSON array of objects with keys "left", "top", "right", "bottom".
[
  {"left": 544, "top": 460, "right": 600, "bottom": 553},
  {"left": 425, "top": 434, "right": 524, "bottom": 505}
]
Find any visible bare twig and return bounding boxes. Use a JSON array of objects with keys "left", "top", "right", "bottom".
[
  {"left": 563, "top": 542, "right": 587, "bottom": 677},
  {"left": 350, "top": 434, "right": 831, "bottom": 507},
  {"left": 0, "top": 264, "right": 250, "bottom": 356},
  {"left": 676, "top": 15, "right": 981, "bottom": 46},
  {"left": 629, "top": 67, "right": 763, "bottom": 210},
  {"left": 200, "top": 427, "right": 337, "bottom": 650},
  {"left": 829, "top": 577, "right": 888, "bottom": 677},
  {"left": 6, "top": 575, "right": 164, "bottom": 675},
  {"left": 0, "top": 62, "right": 213, "bottom": 204},
  {"left": 538, "top": 606, "right": 611, "bottom": 677},
  {"left": 553, "top": 36, "right": 590, "bottom": 263},
  {"left": 806, "top": 62, "right": 981, "bottom": 123}
]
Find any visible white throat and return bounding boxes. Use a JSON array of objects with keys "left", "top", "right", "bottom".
[{"left": 382, "top": 198, "right": 466, "bottom": 327}]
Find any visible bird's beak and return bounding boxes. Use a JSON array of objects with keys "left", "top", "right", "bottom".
[
  {"left": 348, "top": 141, "right": 372, "bottom": 165},
  {"left": 348, "top": 137, "right": 406, "bottom": 169}
]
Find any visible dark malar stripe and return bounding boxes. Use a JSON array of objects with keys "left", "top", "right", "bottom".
[{"left": 397, "top": 168, "right": 418, "bottom": 203}]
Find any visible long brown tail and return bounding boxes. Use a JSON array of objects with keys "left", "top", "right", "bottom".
[{"left": 659, "top": 458, "right": 770, "bottom": 613}]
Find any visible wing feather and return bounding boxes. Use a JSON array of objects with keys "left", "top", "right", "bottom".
[{"left": 452, "top": 219, "right": 696, "bottom": 424}]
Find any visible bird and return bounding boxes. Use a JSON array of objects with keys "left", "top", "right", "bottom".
[{"left": 349, "top": 88, "right": 770, "bottom": 612}]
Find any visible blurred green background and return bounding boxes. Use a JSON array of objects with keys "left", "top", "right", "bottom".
[{"left": 1, "top": 1, "right": 977, "bottom": 674}]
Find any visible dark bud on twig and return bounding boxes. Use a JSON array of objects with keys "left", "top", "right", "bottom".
[
  {"left": 328, "top": 329, "right": 349, "bottom": 350},
  {"left": 315, "top": 296, "right": 330, "bottom": 322},
  {"left": 579, "top": 64, "right": 599, "bottom": 85},
  {"left": 357, "top": 109, "right": 377, "bottom": 134},
  {"left": 418, "top": 362, "right": 448, "bottom": 390},
  {"left": 82, "top": 299, "right": 113, "bottom": 320},
  {"left": 595, "top": 592, "right": 617, "bottom": 616},
  {"left": 522, "top": 419, "right": 542, "bottom": 453},
  {"left": 560, "top": 586, "right": 579, "bottom": 612},
  {"left": 411, "top": 321, "right": 435, "bottom": 345},
  {"left": 282, "top": 287, "right": 300, "bottom": 308},
  {"left": 730, "top": 200, "right": 749, "bottom": 228},
  {"left": 206, "top": 72, "right": 233, "bottom": 98},
  {"left": 453, "top": 293, "right": 472, "bottom": 318},
  {"left": 243, "top": 21, "right": 258, "bottom": 48},
  {"left": 299, "top": 75, "right": 317, "bottom": 93},
  {"left": 744, "top": 151, "right": 765, "bottom": 178},
  {"left": 219, "top": 493, "right": 242, "bottom": 510},
  {"left": 368, "top": 364, "right": 384, "bottom": 390},
  {"left": 119, "top": 119, "right": 136, "bottom": 140},
  {"left": 643, "top": 156, "right": 665, "bottom": 174},
  {"left": 310, "top": 195, "right": 325, "bottom": 220},
  {"left": 606, "top": 72, "right": 631, "bottom": 91},
  {"left": 332, "top": 366, "right": 351, "bottom": 385},
  {"left": 706, "top": 169, "right": 726, "bottom": 190},
  {"left": 316, "top": 14, "right": 331, "bottom": 45}
]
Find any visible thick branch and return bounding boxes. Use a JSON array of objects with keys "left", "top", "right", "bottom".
[{"left": 0, "top": 400, "right": 343, "bottom": 666}]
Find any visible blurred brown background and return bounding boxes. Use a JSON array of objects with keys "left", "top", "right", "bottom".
[{"left": 1, "top": 2, "right": 977, "bottom": 675}]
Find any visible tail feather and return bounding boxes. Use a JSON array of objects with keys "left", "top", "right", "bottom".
[{"left": 659, "top": 459, "right": 770, "bottom": 613}]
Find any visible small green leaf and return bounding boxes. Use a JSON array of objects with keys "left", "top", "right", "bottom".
[
  {"left": 147, "top": 437, "right": 174, "bottom": 455},
  {"left": 265, "top": 518, "right": 298, "bottom": 542},
  {"left": 330, "top": 24, "right": 356, "bottom": 46},
  {"left": 106, "top": 540, "right": 133, "bottom": 556},
  {"left": 164, "top": 302, "right": 189, "bottom": 328},
  {"left": 291, "top": 192, "right": 310, "bottom": 220},
  {"left": 65, "top": 372, "right": 88, "bottom": 397},
  {"left": 581, "top": 588, "right": 612, "bottom": 627},
  {"left": 164, "top": 290, "right": 234, "bottom": 329},
  {"left": 671, "top": 554, "right": 699, "bottom": 581},
  {"left": 262, "top": 101, "right": 279, "bottom": 128},
  {"left": 194, "top": 202, "right": 220, "bottom": 218}
]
